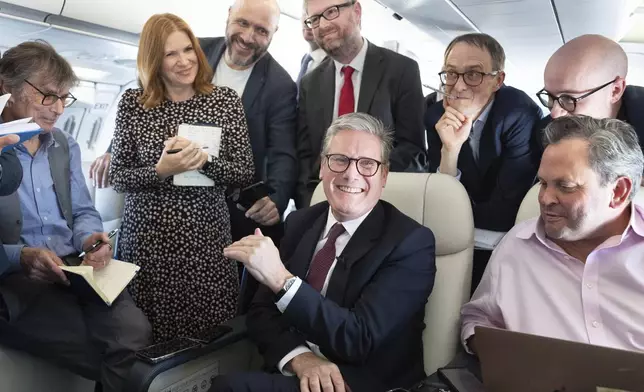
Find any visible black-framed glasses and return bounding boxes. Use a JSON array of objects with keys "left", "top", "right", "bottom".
[
  {"left": 24, "top": 79, "right": 77, "bottom": 108},
  {"left": 536, "top": 78, "right": 616, "bottom": 113},
  {"left": 304, "top": 0, "right": 356, "bottom": 29},
  {"left": 438, "top": 70, "right": 500, "bottom": 87},
  {"left": 325, "top": 154, "right": 382, "bottom": 177}
]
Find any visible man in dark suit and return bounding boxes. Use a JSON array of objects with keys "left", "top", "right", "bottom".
[
  {"left": 0, "top": 135, "right": 22, "bottom": 196},
  {"left": 425, "top": 33, "right": 542, "bottom": 232},
  {"left": 295, "top": 0, "right": 427, "bottom": 209},
  {"left": 211, "top": 113, "right": 436, "bottom": 392},
  {"left": 195, "top": 0, "right": 298, "bottom": 244},
  {"left": 532, "top": 34, "right": 644, "bottom": 170},
  {"left": 296, "top": 11, "right": 327, "bottom": 93}
]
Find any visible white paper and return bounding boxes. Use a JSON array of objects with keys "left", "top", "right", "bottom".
[
  {"left": 0, "top": 93, "right": 40, "bottom": 135},
  {"left": 474, "top": 228, "right": 507, "bottom": 250},
  {"left": 173, "top": 124, "right": 222, "bottom": 187}
]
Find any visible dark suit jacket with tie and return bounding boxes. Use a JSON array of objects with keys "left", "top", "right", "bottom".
[
  {"left": 295, "top": 42, "right": 427, "bottom": 208},
  {"left": 198, "top": 37, "right": 298, "bottom": 214},
  {"left": 425, "top": 85, "right": 543, "bottom": 231},
  {"left": 247, "top": 200, "right": 436, "bottom": 391},
  {"left": 530, "top": 84, "right": 644, "bottom": 167}
]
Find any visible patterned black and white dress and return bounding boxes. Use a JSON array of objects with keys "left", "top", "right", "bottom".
[{"left": 110, "top": 87, "right": 255, "bottom": 342}]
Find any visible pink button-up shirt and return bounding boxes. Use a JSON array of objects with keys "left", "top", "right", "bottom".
[{"left": 461, "top": 204, "right": 644, "bottom": 353}]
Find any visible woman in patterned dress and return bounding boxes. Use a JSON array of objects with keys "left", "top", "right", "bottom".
[{"left": 109, "top": 13, "right": 255, "bottom": 342}]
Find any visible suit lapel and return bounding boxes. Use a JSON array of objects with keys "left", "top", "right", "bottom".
[
  {"left": 325, "top": 203, "right": 384, "bottom": 304},
  {"left": 207, "top": 39, "right": 226, "bottom": 73},
  {"left": 357, "top": 43, "right": 385, "bottom": 113},
  {"left": 288, "top": 208, "right": 328, "bottom": 279},
  {"left": 241, "top": 55, "right": 268, "bottom": 111},
  {"left": 476, "top": 103, "right": 500, "bottom": 178},
  {"left": 312, "top": 60, "right": 336, "bottom": 155}
]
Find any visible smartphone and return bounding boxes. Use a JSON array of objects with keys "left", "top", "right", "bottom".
[
  {"left": 135, "top": 337, "right": 201, "bottom": 364},
  {"left": 227, "top": 181, "right": 274, "bottom": 211},
  {"left": 181, "top": 325, "right": 233, "bottom": 345}
]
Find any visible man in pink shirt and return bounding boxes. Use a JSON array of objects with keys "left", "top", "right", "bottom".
[{"left": 462, "top": 115, "right": 644, "bottom": 355}]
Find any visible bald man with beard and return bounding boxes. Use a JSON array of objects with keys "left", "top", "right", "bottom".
[{"left": 532, "top": 34, "right": 644, "bottom": 164}]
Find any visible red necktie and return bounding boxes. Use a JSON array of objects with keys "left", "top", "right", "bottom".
[
  {"left": 338, "top": 66, "right": 355, "bottom": 116},
  {"left": 307, "top": 223, "right": 346, "bottom": 292}
]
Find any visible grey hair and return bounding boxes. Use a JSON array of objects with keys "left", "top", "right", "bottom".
[
  {"left": 0, "top": 40, "right": 77, "bottom": 95},
  {"left": 321, "top": 113, "right": 394, "bottom": 165},
  {"left": 543, "top": 115, "right": 644, "bottom": 200},
  {"left": 444, "top": 33, "right": 506, "bottom": 72}
]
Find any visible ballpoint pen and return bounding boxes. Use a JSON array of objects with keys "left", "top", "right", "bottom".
[
  {"left": 423, "top": 84, "right": 459, "bottom": 100},
  {"left": 166, "top": 146, "right": 209, "bottom": 154},
  {"left": 79, "top": 228, "right": 119, "bottom": 258}
]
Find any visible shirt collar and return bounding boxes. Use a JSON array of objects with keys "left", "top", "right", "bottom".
[
  {"left": 310, "top": 48, "right": 327, "bottom": 63},
  {"left": 333, "top": 38, "right": 368, "bottom": 75},
  {"left": 516, "top": 202, "right": 644, "bottom": 245},
  {"left": 322, "top": 206, "right": 372, "bottom": 239},
  {"left": 474, "top": 98, "right": 494, "bottom": 127}
]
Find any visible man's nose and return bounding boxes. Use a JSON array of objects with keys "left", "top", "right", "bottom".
[{"left": 550, "top": 101, "right": 569, "bottom": 118}]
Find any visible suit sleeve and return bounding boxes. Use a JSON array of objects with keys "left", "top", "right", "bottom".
[
  {"left": 472, "top": 105, "right": 542, "bottom": 231},
  {"left": 0, "top": 150, "right": 22, "bottom": 196},
  {"left": 246, "top": 214, "right": 310, "bottom": 370},
  {"left": 264, "top": 76, "right": 298, "bottom": 214},
  {"left": 389, "top": 59, "right": 427, "bottom": 172},
  {"left": 295, "top": 81, "right": 314, "bottom": 209},
  {"left": 282, "top": 227, "right": 435, "bottom": 365}
]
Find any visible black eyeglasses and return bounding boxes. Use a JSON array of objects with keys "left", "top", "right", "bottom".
[
  {"left": 438, "top": 70, "right": 500, "bottom": 87},
  {"left": 24, "top": 79, "right": 77, "bottom": 108},
  {"left": 325, "top": 154, "right": 382, "bottom": 177},
  {"left": 305, "top": 0, "right": 356, "bottom": 29},
  {"left": 536, "top": 78, "right": 616, "bottom": 113}
]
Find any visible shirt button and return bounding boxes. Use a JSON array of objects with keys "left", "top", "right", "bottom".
[
  {"left": 36, "top": 188, "right": 40, "bottom": 192},
  {"left": 43, "top": 216, "right": 48, "bottom": 221},
  {"left": 592, "top": 321, "right": 600, "bottom": 328},
  {"left": 586, "top": 283, "right": 593, "bottom": 289},
  {"left": 47, "top": 237, "right": 51, "bottom": 241}
]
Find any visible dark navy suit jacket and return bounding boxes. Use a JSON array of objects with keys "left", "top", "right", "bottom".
[
  {"left": 247, "top": 201, "right": 436, "bottom": 391},
  {"left": 425, "top": 85, "right": 544, "bottom": 231}
]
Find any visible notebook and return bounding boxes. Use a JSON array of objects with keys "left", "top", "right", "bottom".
[
  {"left": 173, "top": 123, "right": 222, "bottom": 187},
  {"left": 0, "top": 93, "right": 41, "bottom": 152},
  {"left": 60, "top": 259, "right": 140, "bottom": 306}
]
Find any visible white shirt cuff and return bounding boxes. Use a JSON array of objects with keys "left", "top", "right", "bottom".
[
  {"left": 437, "top": 167, "right": 462, "bottom": 181},
  {"left": 277, "top": 345, "right": 313, "bottom": 376},
  {"left": 461, "top": 324, "right": 476, "bottom": 354},
  {"left": 276, "top": 277, "right": 303, "bottom": 313}
]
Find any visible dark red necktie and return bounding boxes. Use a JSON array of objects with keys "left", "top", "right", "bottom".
[
  {"left": 307, "top": 223, "right": 346, "bottom": 292},
  {"left": 338, "top": 66, "right": 355, "bottom": 116}
]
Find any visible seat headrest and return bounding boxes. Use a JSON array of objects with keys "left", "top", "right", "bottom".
[{"left": 310, "top": 172, "right": 473, "bottom": 256}]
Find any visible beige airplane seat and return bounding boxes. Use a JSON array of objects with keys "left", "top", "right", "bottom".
[
  {"left": 310, "top": 172, "right": 475, "bottom": 375},
  {"left": 515, "top": 183, "right": 644, "bottom": 224},
  {"left": 81, "top": 161, "right": 125, "bottom": 234}
]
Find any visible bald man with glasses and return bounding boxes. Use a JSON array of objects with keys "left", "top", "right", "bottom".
[{"left": 532, "top": 34, "right": 644, "bottom": 166}]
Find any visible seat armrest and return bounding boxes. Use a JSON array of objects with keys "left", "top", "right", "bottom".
[{"left": 124, "top": 316, "right": 249, "bottom": 392}]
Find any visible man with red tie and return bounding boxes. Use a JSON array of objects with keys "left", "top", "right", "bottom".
[
  {"left": 294, "top": 0, "right": 427, "bottom": 209},
  {"left": 212, "top": 113, "right": 436, "bottom": 392}
]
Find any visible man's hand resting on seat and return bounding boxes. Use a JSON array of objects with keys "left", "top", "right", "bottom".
[
  {"left": 81, "top": 232, "right": 113, "bottom": 270},
  {"left": 20, "top": 248, "right": 69, "bottom": 284},
  {"left": 290, "top": 352, "right": 348, "bottom": 392},
  {"left": 223, "top": 228, "right": 292, "bottom": 293}
]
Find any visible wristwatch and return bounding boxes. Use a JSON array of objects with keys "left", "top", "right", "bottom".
[{"left": 274, "top": 276, "right": 298, "bottom": 302}]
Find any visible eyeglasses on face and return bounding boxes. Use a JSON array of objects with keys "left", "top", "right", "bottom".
[
  {"left": 24, "top": 79, "right": 77, "bottom": 108},
  {"left": 535, "top": 78, "right": 617, "bottom": 113},
  {"left": 325, "top": 153, "right": 382, "bottom": 177},
  {"left": 438, "top": 70, "right": 500, "bottom": 87},
  {"left": 304, "top": 0, "right": 356, "bottom": 29}
]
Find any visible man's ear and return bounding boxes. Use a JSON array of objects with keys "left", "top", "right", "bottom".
[
  {"left": 610, "top": 176, "right": 632, "bottom": 209},
  {"left": 493, "top": 71, "right": 506, "bottom": 91},
  {"left": 610, "top": 76, "right": 626, "bottom": 105}
]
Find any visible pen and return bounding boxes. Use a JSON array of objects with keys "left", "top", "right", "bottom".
[
  {"left": 79, "top": 228, "right": 119, "bottom": 258},
  {"left": 166, "top": 146, "right": 209, "bottom": 154},
  {"left": 422, "top": 84, "right": 459, "bottom": 100}
]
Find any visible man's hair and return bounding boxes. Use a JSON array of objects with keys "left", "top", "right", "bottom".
[
  {"left": 444, "top": 33, "right": 506, "bottom": 71},
  {"left": 543, "top": 115, "right": 644, "bottom": 200},
  {"left": 0, "top": 40, "right": 77, "bottom": 95},
  {"left": 137, "top": 13, "right": 214, "bottom": 109},
  {"left": 321, "top": 113, "right": 394, "bottom": 166}
]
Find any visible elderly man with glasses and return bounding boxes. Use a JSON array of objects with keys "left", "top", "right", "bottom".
[
  {"left": 295, "top": 0, "right": 428, "bottom": 210},
  {"left": 0, "top": 41, "right": 151, "bottom": 392},
  {"left": 425, "top": 33, "right": 543, "bottom": 233},
  {"left": 532, "top": 34, "right": 644, "bottom": 168},
  {"left": 211, "top": 113, "right": 436, "bottom": 392}
]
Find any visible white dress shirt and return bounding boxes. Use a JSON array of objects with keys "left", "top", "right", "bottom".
[
  {"left": 307, "top": 48, "right": 327, "bottom": 74},
  {"left": 275, "top": 208, "right": 372, "bottom": 375},
  {"left": 212, "top": 57, "right": 254, "bottom": 98},
  {"left": 332, "top": 38, "right": 369, "bottom": 120}
]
